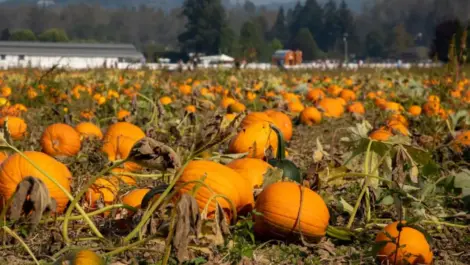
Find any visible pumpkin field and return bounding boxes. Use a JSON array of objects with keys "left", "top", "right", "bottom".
[{"left": 0, "top": 67, "right": 468, "bottom": 265}]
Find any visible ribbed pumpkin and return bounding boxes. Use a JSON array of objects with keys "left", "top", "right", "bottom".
[
  {"left": 229, "top": 122, "right": 278, "bottom": 159},
  {"left": 375, "top": 221, "right": 433, "bottom": 265},
  {"left": 0, "top": 151, "right": 72, "bottom": 213},
  {"left": 53, "top": 249, "right": 104, "bottom": 265},
  {"left": 102, "top": 122, "right": 145, "bottom": 172},
  {"left": 226, "top": 158, "right": 272, "bottom": 188},
  {"left": 0, "top": 116, "right": 27, "bottom": 140},
  {"left": 306, "top": 88, "right": 325, "bottom": 102},
  {"left": 287, "top": 101, "right": 305, "bottom": 113},
  {"left": 0, "top": 152, "right": 8, "bottom": 164},
  {"left": 85, "top": 177, "right": 118, "bottom": 208},
  {"left": 339, "top": 89, "right": 356, "bottom": 102},
  {"left": 317, "top": 98, "right": 345, "bottom": 118},
  {"left": 265, "top": 110, "right": 293, "bottom": 142},
  {"left": 240, "top": 112, "right": 274, "bottom": 128},
  {"left": 347, "top": 102, "right": 365, "bottom": 115},
  {"left": 121, "top": 188, "right": 151, "bottom": 211},
  {"left": 300, "top": 107, "right": 322, "bottom": 125},
  {"left": 254, "top": 182, "right": 330, "bottom": 240},
  {"left": 41, "top": 123, "right": 81, "bottom": 157},
  {"left": 75, "top": 122, "right": 103, "bottom": 140},
  {"left": 177, "top": 160, "right": 254, "bottom": 220},
  {"left": 369, "top": 128, "right": 393, "bottom": 141}
]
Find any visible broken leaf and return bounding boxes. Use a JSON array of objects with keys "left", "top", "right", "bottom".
[
  {"left": 128, "top": 137, "right": 181, "bottom": 171},
  {"left": 173, "top": 194, "right": 201, "bottom": 263},
  {"left": 262, "top": 167, "right": 284, "bottom": 188}
]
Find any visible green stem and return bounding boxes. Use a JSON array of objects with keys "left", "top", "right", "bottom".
[
  {"left": 7, "top": 145, "right": 104, "bottom": 242},
  {"left": 42, "top": 204, "right": 137, "bottom": 223},
  {"left": 124, "top": 160, "right": 190, "bottom": 242},
  {"left": 111, "top": 171, "right": 163, "bottom": 179},
  {"left": 346, "top": 140, "right": 373, "bottom": 229},
  {"left": 2, "top": 226, "right": 40, "bottom": 265},
  {"left": 105, "top": 236, "right": 164, "bottom": 257},
  {"left": 62, "top": 159, "right": 126, "bottom": 244},
  {"left": 327, "top": 172, "right": 391, "bottom": 184},
  {"left": 270, "top": 125, "right": 285, "bottom": 160},
  {"left": 137, "top": 92, "right": 158, "bottom": 127},
  {"left": 162, "top": 207, "right": 177, "bottom": 265}
]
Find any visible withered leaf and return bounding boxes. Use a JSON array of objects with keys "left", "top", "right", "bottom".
[
  {"left": 128, "top": 137, "right": 181, "bottom": 171},
  {"left": 173, "top": 194, "right": 201, "bottom": 263},
  {"left": 10, "top": 176, "right": 56, "bottom": 231},
  {"left": 262, "top": 167, "right": 284, "bottom": 188}
]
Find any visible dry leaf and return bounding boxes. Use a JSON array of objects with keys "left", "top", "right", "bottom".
[
  {"left": 10, "top": 177, "right": 56, "bottom": 231},
  {"left": 262, "top": 167, "right": 284, "bottom": 188},
  {"left": 128, "top": 137, "right": 181, "bottom": 171},
  {"left": 173, "top": 194, "right": 201, "bottom": 263},
  {"left": 410, "top": 164, "right": 419, "bottom": 184}
]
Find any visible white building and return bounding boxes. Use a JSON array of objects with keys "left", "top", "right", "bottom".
[{"left": 0, "top": 41, "right": 145, "bottom": 70}]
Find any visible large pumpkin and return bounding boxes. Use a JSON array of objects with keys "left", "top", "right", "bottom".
[
  {"left": 317, "top": 98, "right": 345, "bottom": 118},
  {"left": 254, "top": 182, "right": 330, "bottom": 240},
  {"left": 75, "top": 122, "right": 103, "bottom": 140},
  {"left": 241, "top": 112, "right": 274, "bottom": 128},
  {"left": 102, "top": 122, "right": 145, "bottom": 171},
  {"left": 177, "top": 160, "right": 254, "bottom": 220},
  {"left": 300, "top": 107, "right": 322, "bottom": 125},
  {"left": 265, "top": 110, "right": 293, "bottom": 142},
  {"left": 0, "top": 116, "right": 27, "bottom": 140},
  {"left": 229, "top": 122, "right": 278, "bottom": 159},
  {"left": 0, "top": 151, "right": 72, "bottom": 213},
  {"left": 226, "top": 158, "right": 272, "bottom": 188},
  {"left": 375, "top": 221, "right": 433, "bottom": 265},
  {"left": 41, "top": 123, "right": 81, "bottom": 157},
  {"left": 53, "top": 249, "right": 104, "bottom": 265}
]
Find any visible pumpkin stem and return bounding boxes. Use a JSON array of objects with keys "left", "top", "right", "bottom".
[{"left": 270, "top": 124, "right": 286, "bottom": 160}]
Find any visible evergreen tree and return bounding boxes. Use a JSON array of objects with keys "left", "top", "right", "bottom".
[
  {"left": 178, "top": 0, "right": 229, "bottom": 54},
  {"left": 388, "top": 23, "right": 414, "bottom": 58},
  {"left": 301, "top": 0, "right": 323, "bottom": 40},
  {"left": 291, "top": 28, "right": 321, "bottom": 61},
  {"left": 365, "top": 30, "right": 386, "bottom": 58},
  {"left": 288, "top": 2, "right": 303, "bottom": 45},
  {"left": 320, "top": 0, "right": 339, "bottom": 52},
  {"left": 337, "top": 0, "right": 359, "bottom": 56},
  {"left": 239, "top": 21, "right": 264, "bottom": 61},
  {"left": 270, "top": 7, "right": 288, "bottom": 45},
  {"left": 38, "top": 28, "right": 69, "bottom": 42}
]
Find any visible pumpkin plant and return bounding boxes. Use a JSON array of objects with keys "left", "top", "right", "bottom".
[{"left": 268, "top": 125, "right": 301, "bottom": 183}]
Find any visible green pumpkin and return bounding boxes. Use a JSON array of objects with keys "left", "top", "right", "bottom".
[{"left": 268, "top": 125, "right": 302, "bottom": 183}]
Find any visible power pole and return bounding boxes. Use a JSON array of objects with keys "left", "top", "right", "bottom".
[{"left": 343, "top": 33, "right": 348, "bottom": 63}]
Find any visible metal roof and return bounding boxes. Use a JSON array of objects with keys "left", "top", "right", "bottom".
[{"left": 0, "top": 41, "right": 144, "bottom": 59}]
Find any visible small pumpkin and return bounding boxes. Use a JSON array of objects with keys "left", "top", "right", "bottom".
[
  {"left": 339, "top": 89, "right": 356, "bottom": 102},
  {"left": 229, "top": 122, "right": 278, "bottom": 159},
  {"left": 306, "top": 88, "right": 325, "bottom": 102},
  {"left": 0, "top": 151, "right": 72, "bottom": 213},
  {"left": 347, "top": 102, "right": 365, "bottom": 115},
  {"left": 85, "top": 177, "right": 118, "bottom": 209},
  {"left": 254, "top": 182, "right": 330, "bottom": 240},
  {"left": 41, "top": 123, "right": 81, "bottom": 157},
  {"left": 75, "top": 122, "right": 103, "bottom": 140},
  {"left": 265, "top": 109, "right": 293, "bottom": 142},
  {"left": 159, "top": 96, "right": 173, "bottom": 105},
  {"left": 300, "top": 107, "right": 322, "bottom": 125},
  {"left": 408, "top": 105, "right": 422, "bottom": 117},
  {"left": 226, "top": 158, "right": 272, "bottom": 188},
  {"left": 102, "top": 122, "right": 145, "bottom": 172},
  {"left": 369, "top": 128, "right": 393, "bottom": 141},
  {"left": 375, "top": 221, "right": 433, "bottom": 265},
  {"left": 228, "top": 101, "right": 246, "bottom": 113},
  {"left": 121, "top": 188, "right": 151, "bottom": 213},
  {"left": 268, "top": 125, "right": 301, "bottom": 183},
  {"left": 287, "top": 101, "right": 305, "bottom": 113},
  {"left": 0, "top": 116, "right": 27, "bottom": 140},
  {"left": 53, "top": 249, "right": 104, "bottom": 265},
  {"left": 451, "top": 130, "right": 470, "bottom": 153}
]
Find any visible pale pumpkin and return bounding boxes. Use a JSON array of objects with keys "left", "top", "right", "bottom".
[
  {"left": 254, "top": 182, "right": 330, "bottom": 240},
  {"left": 41, "top": 123, "right": 81, "bottom": 157},
  {"left": 0, "top": 151, "right": 72, "bottom": 212}
]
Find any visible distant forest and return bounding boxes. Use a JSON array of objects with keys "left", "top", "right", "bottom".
[{"left": 0, "top": 0, "right": 469, "bottom": 62}]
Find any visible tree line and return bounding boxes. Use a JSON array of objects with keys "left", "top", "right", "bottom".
[{"left": 0, "top": 0, "right": 469, "bottom": 62}]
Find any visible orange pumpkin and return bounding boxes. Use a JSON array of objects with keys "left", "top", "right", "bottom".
[
  {"left": 0, "top": 151, "right": 72, "bottom": 212},
  {"left": 102, "top": 122, "right": 145, "bottom": 172},
  {"left": 241, "top": 112, "right": 274, "bottom": 128},
  {"left": 0, "top": 116, "right": 27, "bottom": 140},
  {"left": 347, "top": 102, "right": 365, "bottom": 115},
  {"left": 317, "top": 98, "right": 345, "bottom": 118},
  {"left": 177, "top": 160, "right": 254, "bottom": 220},
  {"left": 265, "top": 110, "right": 293, "bottom": 142},
  {"left": 375, "top": 221, "right": 433, "bottom": 265},
  {"left": 121, "top": 188, "right": 151, "bottom": 211},
  {"left": 408, "top": 105, "right": 422, "bottom": 117},
  {"left": 306, "top": 88, "right": 325, "bottom": 102},
  {"left": 226, "top": 158, "right": 272, "bottom": 188},
  {"left": 0, "top": 152, "right": 8, "bottom": 164},
  {"left": 221, "top": 97, "right": 236, "bottom": 108},
  {"left": 254, "top": 182, "right": 330, "bottom": 240},
  {"left": 387, "top": 120, "right": 409, "bottom": 136},
  {"left": 229, "top": 122, "right": 278, "bottom": 159},
  {"left": 185, "top": 105, "right": 196, "bottom": 113},
  {"left": 117, "top": 109, "right": 131, "bottom": 121},
  {"left": 339, "top": 89, "right": 356, "bottom": 102},
  {"left": 451, "top": 130, "right": 470, "bottom": 153},
  {"left": 85, "top": 177, "right": 118, "bottom": 208},
  {"left": 56, "top": 249, "right": 105, "bottom": 265},
  {"left": 75, "top": 122, "right": 103, "bottom": 140},
  {"left": 369, "top": 128, "right": 393, "bottom": 141},
  {"left": 108, "top": 168, "right": 137, "bottom": 187},
  {"left": 300, "top": 107, "right": 322, "bottom": 125},
  {"left": 41, "top": 123, "right": 81, "bottom": 157},
  {"left": 287, "top": 101, "right": 305, "bottom": 113},
  {"left": 383, "top": 101, "right": 404, "bottom": 113},
  {"left": 228, "top": 101, "right": 246, "bottom": 113},
  {"left": 159, "top": 96, "right": 172, "bottom": 105}
]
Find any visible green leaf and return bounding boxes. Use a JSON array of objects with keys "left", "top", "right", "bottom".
[
  {"left": 453, "top": 170, "right": 470, "bottom": 189},
  {"left": 404, "top": 145, "right": 432, "bottom": 166},
  {"left": 379, "top": 195, "right": 394, "bottom": 206},
  {"left": 422, "top": 162, "right": 440, "bottom": 177},
  {"left": 340, "top": 197, "right": 354, "bottom": 214}
]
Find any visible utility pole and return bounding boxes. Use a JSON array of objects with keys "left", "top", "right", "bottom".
[{"left": 343, "top": 33, "right": 348, "bottom": 63}]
